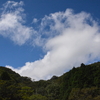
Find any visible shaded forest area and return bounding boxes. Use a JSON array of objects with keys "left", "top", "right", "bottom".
[{"left": 1, "top": 62, "right": 100, "bottom": 100}]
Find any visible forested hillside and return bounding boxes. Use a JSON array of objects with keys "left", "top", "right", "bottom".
[{"left": 1, "top": 62, "right": 100, "bottom": 100}]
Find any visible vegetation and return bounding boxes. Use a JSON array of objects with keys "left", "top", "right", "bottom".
[{"left": 1, "top": 62, "right": 100, "bottom": 100}]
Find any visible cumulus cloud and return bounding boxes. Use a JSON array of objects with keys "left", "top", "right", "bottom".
[
  {"left": 6, "top": 8, "right": 100, "bottom": 80},
  {"left": 0, "top": 1, "right": 36, "bottom": 45}
]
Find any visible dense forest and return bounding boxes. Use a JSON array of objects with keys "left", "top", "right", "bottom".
[{"left": 1, "top": 62, "right": 100, "bottom": 100}]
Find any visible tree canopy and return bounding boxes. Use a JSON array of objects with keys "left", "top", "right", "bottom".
[{"left": 0, "top": 62, "right": 100, "bottom": 100}]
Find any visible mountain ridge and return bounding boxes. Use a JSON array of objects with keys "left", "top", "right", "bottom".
[{"left": 0, "top": 62, "right": 100, "bottom": 100}]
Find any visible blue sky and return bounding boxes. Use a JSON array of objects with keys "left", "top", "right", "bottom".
[{"left": 0, "top": 0, "right": 100, "bottom": 80}]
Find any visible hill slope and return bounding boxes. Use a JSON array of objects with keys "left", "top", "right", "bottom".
[{"left": 0, "top": 62, "right": 100, "bottom": 100}]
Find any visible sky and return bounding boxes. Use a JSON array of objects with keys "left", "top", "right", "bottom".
[{"left": 0, "top": 0, "right": 100, "bottom": 81}]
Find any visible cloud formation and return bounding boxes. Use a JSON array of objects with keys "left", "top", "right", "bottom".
[
  {"left": 0, "top": 1, "right": 35, "bottom": 45},
  {"left": 5, "top": 1, "right": 100, "bottom": 81}
]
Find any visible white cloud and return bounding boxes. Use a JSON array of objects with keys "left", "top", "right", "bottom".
[
  {"left": 6, "top": 8, "right": 100, "bottom": 81},
  {"left": 0, "top": 1, "right": 36, "bottom": 45},
  {"left": 32, "top": 18, "right": 38, "bottom": 23}
]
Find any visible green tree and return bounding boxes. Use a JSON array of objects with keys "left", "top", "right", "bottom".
[
  {"left": 1, "top": 71, "right": 11, "bottom": 80},
  {"left": 29, "top": 94, "right": 47, "bottom": 100},
  {"left": 19, "top": 86, "right": 33, "bottom": 100},
  {"left": 46, "top": 82, "right": 60, "bottom": 100}
]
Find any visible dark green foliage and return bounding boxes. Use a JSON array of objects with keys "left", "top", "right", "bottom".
[
  {"left": 81, "top": 63, "right": 86, "bottom": 67},
  {"left": 46, "top": 82, "right": 60, "bottom": 100},
  {"left": 68, "top": 87, "right": 100, "bottom": 100},
  {"left": 0, "top": 80, "right": 21, "bottom": 100},
  {"left": 1, "top": 62, "right": 100, "bottom": 100},
  {"left": 29, "top": 94, "right": 47, "bottom": 100},
  {"left": 59, "top": 62, "right": 100, "bottom": 100},
  {"left": 51, "top": 75, "right": 58, "bottom": 80},
  {"left": 1, "top": 71, "right": 11, "bottom": 80}
]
